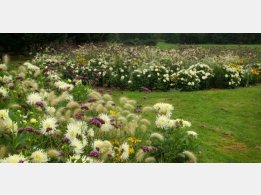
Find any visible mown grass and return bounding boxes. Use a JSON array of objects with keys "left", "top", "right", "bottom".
[{"left": 112, "top": 86, "right": 261, "bottom": 162}]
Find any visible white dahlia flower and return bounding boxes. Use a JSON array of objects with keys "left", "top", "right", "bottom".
[
  {"left": 98, "top": 113, "right": 111, "bottom": 124},
  {"left": 70, "top": 139, "right": 85, "bottom": 154},
  {"left": 54, "top": 81, "right": 74, "bottom": 91},
  {"left": 0, "top": 154, "right": 28, "bottom": 163},
  {"left": 41, "top": 117, "right": 58, "bottom": 134},
  {"left": 31, "top": 150, "right": 48, "bottom": 163},
  {"left": 187, "top": 131, "right": 198, "bottom": 138},
  {"left": 120, "top": 142, "right": 129, "bottom": 160},
  {"left": 153, "top": 103, "right": 174, "bottom": 116},
  {"left": 26, "top": 92, "right": 42, "bottom": 105},
  {"left": 155, "top": 115, "right": 170, "bottom": 130},
  {"left": 24, "top": 62, "right": 40, "bottom": 71},
  {"left": 93, "top": 140, "right": 113, "bottom": 154},
  {"left": 0, "top": 109, "right": 9, "bottom": 120},
  {"left": 65, "top": 121, "right": 87, "bottom": 141}
]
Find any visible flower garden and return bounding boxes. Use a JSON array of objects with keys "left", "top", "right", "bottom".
[
  {"left": 31, "top": 44, "right": 261, "bottom": 91},
  {"left": 0, "top": 43, "right": 260, "bottom": 163}
]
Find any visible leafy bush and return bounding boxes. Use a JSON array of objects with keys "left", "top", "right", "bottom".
[
  {"left": 171, "top": 69, "right": 200, "bottom": 91},
  {"left": 212, "top": 64, "right": 242, "bottom": 88}
]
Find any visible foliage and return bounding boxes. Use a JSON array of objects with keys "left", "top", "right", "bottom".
[
  {"left": 1, "top": 33, "right": 261, "bottom": 53},
  {"left": 29, "top": 44, "right": 261, "bottom": 91}
]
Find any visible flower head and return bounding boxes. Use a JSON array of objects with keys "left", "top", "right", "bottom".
[
  {"left": 155, "top": 115, "right": 170, "bottom": 129},
  {"left": 120, "top": 142, "right": 129, "bottom": 160},
  {"left": 187, "top": 131, "right": 198, "bottom": 139},
  {"left": 27, "top": 93, "right": 42, "bottom": 105},
  {"left": 31, "top": 150, "right": 48, "bottom": 163},
  {"left": 153, "top": 103, "right": 174, "bottom": 116},
  {"left": 0, "top": 154, "right": 28, "bottom": 163},
  {"left": 41, "top": 117, "right": 58, "bottom": 134}
]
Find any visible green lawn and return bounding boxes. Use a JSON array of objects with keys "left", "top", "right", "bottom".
[{"left": 112, "top": 86, "right": 261, "bottom": 162}]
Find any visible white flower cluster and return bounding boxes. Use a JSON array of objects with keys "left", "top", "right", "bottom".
[
  {"left": 24, "top": 62, "right": 40, "bottom": 72},
  {"left": 187, "top": 131, "right": 198, "bottom": 139},
  {"left": 65, "top": 120, "right": 88, "bottom": 154},
  {"left": 93, "top": 139, "right": 114, "bottom": 157},
  {"left": 171, "top": 69, "right": 200, "bottom": 90},
  {"left": 26, "top": 92, "right": 43, "bottom": 105},
  {"left": 155, "top": 115, "right": 191, "bottom": 130},
  {"left": 153, "top": 103, "right": 174, "bottom": 117},
  {"left": 0, "top": 153, "right": 28, "bottom": 163},
  {"left": 93, "top": 140, "right": 130, "bottom": 161},
  {"left": 223, "top": 65, "right": 242, "bottom": 87},
  {"left": 54, "top": 81, "right": 74, "bottom": 91},
  {"left": 0, "top": 75, "right": 13, "bottom": 84},
  {"left": 31, "top": 150, "right": 49, "bottom": 163},
  {"left": 120, "top": 142, "right": 130, "bottom": 160},
  {"left": 47, "top": 71, "right": 61, "bottom": 81},
  {"left": 41, "top": 117, "right": 58, "bottom": 135},
  {"left": 154, "top": 103, "right": 192, "bottom": 130},
  {"left": 98, "top": 113, "right": 114, "bottom": 132},
  {"left": 188, "top": 63, "right": 213, "bottom": 81},
  {"left": 171, "top": 63, "right": 213, "bottom": 91}
]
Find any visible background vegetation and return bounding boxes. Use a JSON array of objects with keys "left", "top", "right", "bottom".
[{"left": 1, "top": 33, "right": 261, "bottom": 53}]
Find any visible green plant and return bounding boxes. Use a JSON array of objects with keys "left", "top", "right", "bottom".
[{"left": 70, "top": 84, "right": 90, "bottom": 101}]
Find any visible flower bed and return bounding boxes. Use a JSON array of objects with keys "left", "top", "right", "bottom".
[
  {"left": 0, "top": 61, "right": 198, "bottom": 163},
  {"left": 29, "top": 44, "right": 261, "bottom": 91}
]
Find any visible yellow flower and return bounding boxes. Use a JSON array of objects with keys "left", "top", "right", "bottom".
[
  {"left": 30, "top": 118, "right": 37, "bottom": 124},
  {"left": 251, "top": 69, "right": 260, "bottom": 76},
  {"left": 128, "top": 137, "right": 141, "bottom": 143},
  {"left": 114, "top": 154, "right": 121, "bottom": 162},
  {"left": 77, "top": 56, "right": 87, "bottom": 63},
  {"left": 229, "top": 64, "right": 241, "bottom": 71},
  {"left": 129, "top": 146, "right": 135, "bottom": 154},
  {"left": 109, "top": 110, "right": 119, "bottom": 116},
  {"left": 110, "top": 140, "right": 120, "bottom": 146}
]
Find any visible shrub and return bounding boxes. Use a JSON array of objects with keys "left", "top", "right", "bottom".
[
  {"left": 188, "top": 63, "right": 213, "bottom": 89},
  {"left": 212, "top": 64, "right": 242, "bottom": 88},
  {"left": 171, "top": 69, "right": 200, "bottom": 91}
]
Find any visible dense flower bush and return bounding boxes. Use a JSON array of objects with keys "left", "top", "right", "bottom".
[
  {"left": 0, "top": 61, "right": 198, "bottom": 163},
  {"left": 171, "top": 69, "right": 201, "bottom": 91},
  {"left": 29, "top": 44, "right": 261, "bottom": 91}
]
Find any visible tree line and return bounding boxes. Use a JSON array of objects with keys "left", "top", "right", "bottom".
[{"left": 1, "top": 33, "right": 261, "bottom": 52}]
